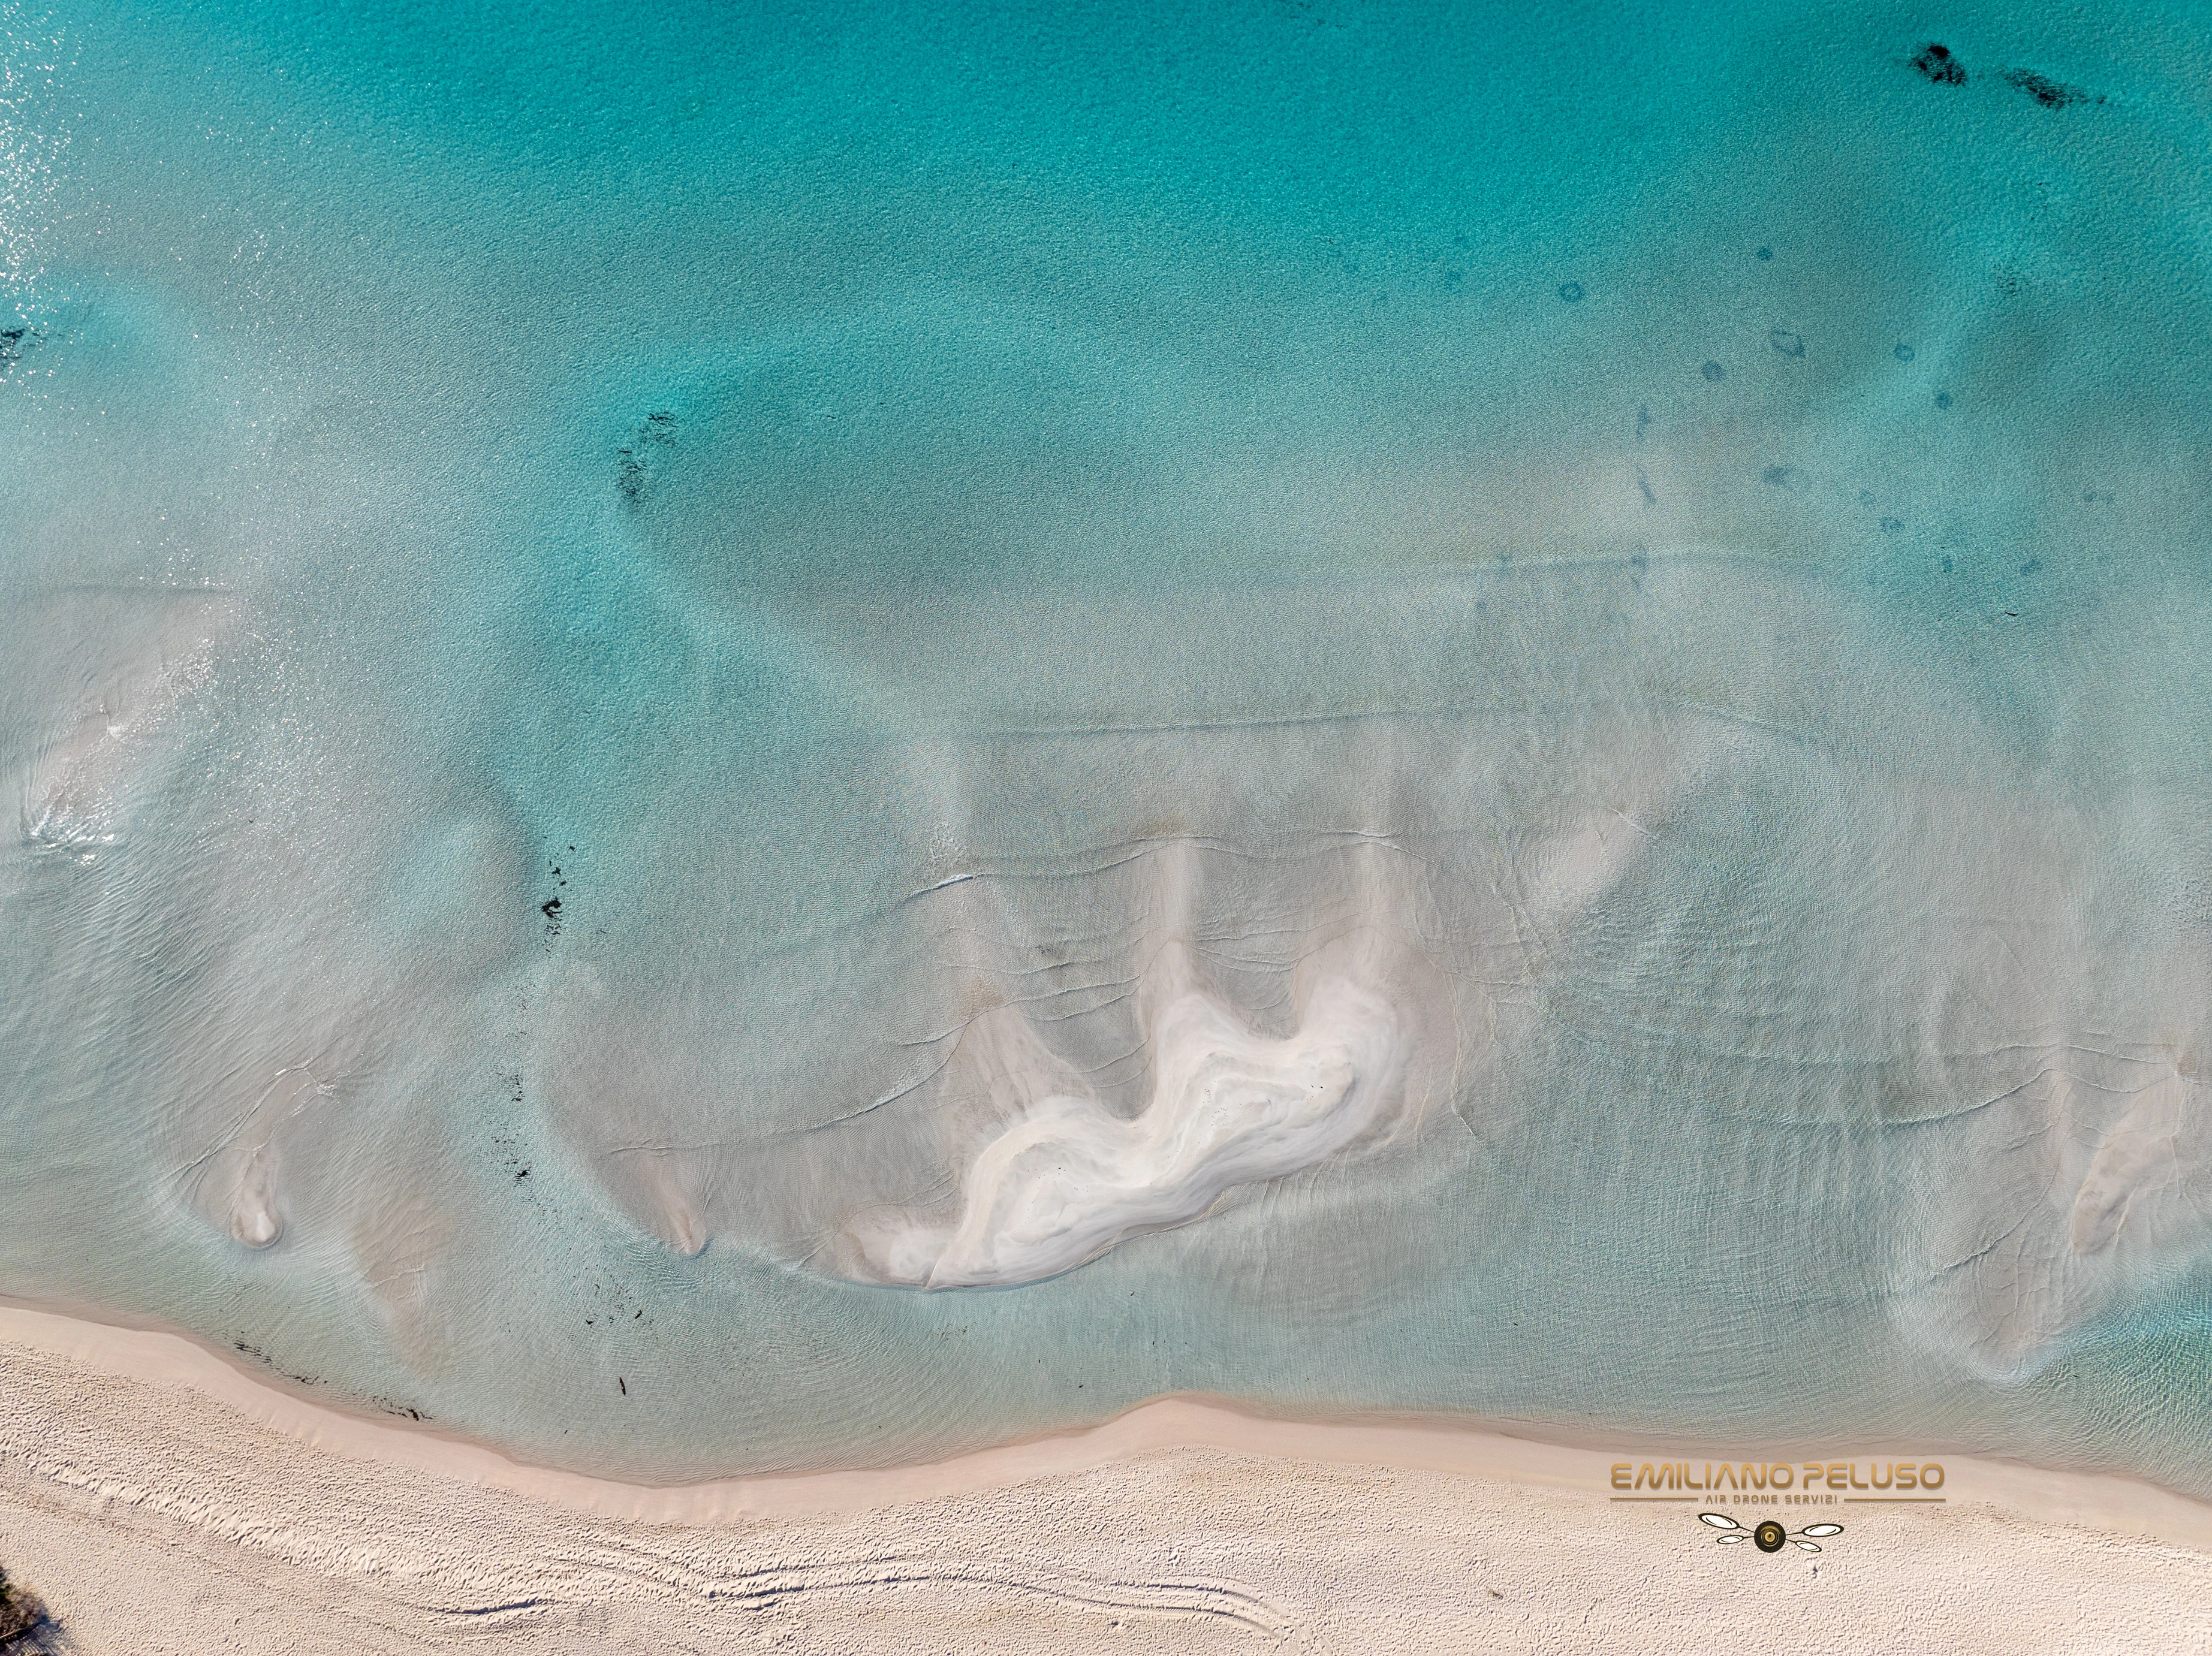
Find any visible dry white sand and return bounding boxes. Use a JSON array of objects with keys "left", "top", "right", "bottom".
[{"left": 4, "top": 1301, "right": 2211, "bottom": 1654}]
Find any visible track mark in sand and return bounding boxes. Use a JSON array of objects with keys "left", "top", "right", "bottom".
[
  {"left": 425, "top": 1597, "right": 553, "bottom": 1624},
  {"left": 568, "top": 1545, "right": 1295, "bottom": 1638},
  {"left": 719, "top": 1557, "right": 1292, "bottom": 1636}
]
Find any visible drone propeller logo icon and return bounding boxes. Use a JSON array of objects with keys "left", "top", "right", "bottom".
[{"left": 1699, "top": 1512, "right": 1843, "bottom": 1553}]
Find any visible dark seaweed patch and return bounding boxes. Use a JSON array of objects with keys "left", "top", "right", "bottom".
[
  {"left": 493, "top": 1129, "right": 538, "bottom": 1204},
  {"left": 1701, "top": 360, "right": 1726, "bottom": 382},
  {"left": 1770, "top": 330, "right": 1804, "bottom": 358},
  {"left": 540, "top": 849, "right": 572, "bottom": 946},
  {"left": 0, "top": 324, "right": 40, "bottom": 374},
  {"left": 1911, "top": 43, "right": 1966, "bottom": 86},
  {"left": 2003, "top": 68, "right": 2093, "bottom": 109},
  {"left": 229, "top": 1337, "right": 324, "bottom": 1390},
  {"left": 616, "top": 411, "right": 678, "bottom": 508}
]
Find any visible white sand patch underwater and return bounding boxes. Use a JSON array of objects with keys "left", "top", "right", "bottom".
[
  {"left": 849, "top": 849, "right": 1435, "bottom": 1289},
  {"left": 4, "top": 0, "right": 2212, "bottom": 1534}
]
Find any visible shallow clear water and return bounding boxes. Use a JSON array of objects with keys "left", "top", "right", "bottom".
[{"left": 7, "top": 0, "right": 2212, "bottom": 1485}]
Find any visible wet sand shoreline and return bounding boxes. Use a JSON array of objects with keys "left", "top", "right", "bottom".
[
  {"left": 8, "top": 1296, "right": 2212, "bottom": 1651},
  {"left": 5, "top": 1296, "right": 2211, "bottom": 1544}
]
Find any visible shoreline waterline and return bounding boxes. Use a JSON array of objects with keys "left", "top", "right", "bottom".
[{"left": 6, "top": 1295, "right": 2210, "bottom": 1548}]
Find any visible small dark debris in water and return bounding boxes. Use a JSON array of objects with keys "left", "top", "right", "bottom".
[
  {"left": 516, "top": 1167, "right": 529, "bottom": 1180},
  {"left": 540, "top": 897, "right": 561, "bottom": 918},
  {"left": 1935, "top": 391, "right": 1952, "bottom": 409},
  {"left": 1912, "top": 43, "right": 1967, "bottom": 86},
  {"left": 1941, "top": 556, "right": 1954, "bottom": 573},
  {"left": 2003, "top": 68, "right": 2093, "bottom": 108},
  {"left": 1762, "top": 464, "right": 1794, "bottom": 486},
  {"left": 619, "top": 1377, "right": 627, "bottom": 1395},
  {"left": 1701, "top": 360, "right": 1726, "bottom": 382},
  {"left": 1770, "top": 330, "right": 1804, "bottom": 358},
  {"left": 1637, "top": 470, "right": 1658, "bottom": 508},
  {"left": 1558, "top": 280, "right": 1584, "bottom": 303},
  {"left": 635, "top": 1309, "right": 643, "bottom": 1319},
  {"left": 1635, "top": 402, "right": 1650, "bottom": 439},
  {"left": 2021, "top": 557, "right": 2044, "bottom": 574},
  {"left": 1488, "top": 1588, "right": 1505, "bottom": 1600},
  {"left": 1756, "top": 246, "right": 1773, "bottom": 261},
  {"left": 1880, "top": 517, "right": 1904, "bottom": 533},
  {"left": 1894, "top": 343, "right": 1915, "bottom": 362}
]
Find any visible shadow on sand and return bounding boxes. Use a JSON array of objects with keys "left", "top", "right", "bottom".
[{"left": 1, "top": 1573, "right": 73, "bottom": 1654}]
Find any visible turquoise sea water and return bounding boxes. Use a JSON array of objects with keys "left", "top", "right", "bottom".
[{"left": 7, "top": 0, "right": 2212, "bottom": 1485}]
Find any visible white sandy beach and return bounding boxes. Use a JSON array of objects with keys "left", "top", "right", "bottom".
[{"left": 3, "top": 1303, "right": 2211, "bottom": 1653}]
